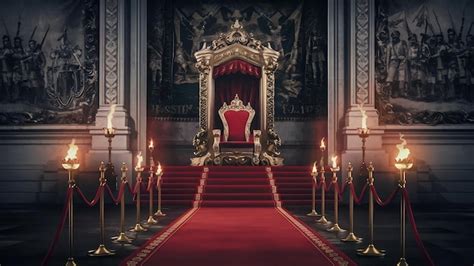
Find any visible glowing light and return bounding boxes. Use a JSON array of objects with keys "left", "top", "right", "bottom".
[
  {"left": 149, "top": 139, "right": 154, "bottom": 149},
  {"left": 320, "top": 137, "right": 326, "bottom": 150},
  {"left": 311, "top": 162, "right": 317, "bottom": 175},
  {"left": 358, "top": 103, "right": 368, "bottom": 130},
  {"left": 155, "top": 162, "right": 162, "bottom": 175},
  {"left": 64, "top": 139, "right": 78, "bottom": 161},
  {"left": 331, "top": 155, "right": 338, "bottom": 169},
  {"left": 135, "top": 151, "right": 143, "bottom": 169},
  {"left": 395, "top": 134, "right": 410, "bottom": 162},
  {"left": 106, "top": 104, "right": 117, "bottom": 130}
]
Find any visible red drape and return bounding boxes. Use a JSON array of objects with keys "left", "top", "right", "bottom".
[{"left": 213, "top": 59, "right": 261, "bottom": 78}]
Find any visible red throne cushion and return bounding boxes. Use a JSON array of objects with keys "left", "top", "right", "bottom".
[{"left": 224, "top": 110, "right": 250, "bottom": 141}]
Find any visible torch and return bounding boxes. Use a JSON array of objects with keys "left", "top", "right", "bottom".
[
  {"left": 327, "top": 155, "right": 345, "bottom": 233},
  {"left": 316, "top": 158, "right": 329, "bottom": 225},
  {"left": 130, "top": 152, "right": 147, "bottom": 232},
  {"left": 357, "top": 104, "right": 369, "bottom": 177},
  {"left": 154, "top": 162, "right": 166, "bottom": 217},
  {"left": 104, "top": 104, "right": 117, "bottom": 190},
  {"left": 307, "top": 162, "right": 319, "bottom": 216},
  {"left": 62, "top": 139, "right": 80, "bottom": 266},
  {"left": 394, "top": 134, "right": 413, "bottom": 266},
  {"left": 146, "top": 160, "right": 158, "bottom": 225}
]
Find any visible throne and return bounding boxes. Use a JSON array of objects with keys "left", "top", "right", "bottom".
[{"left": 190, "top": 20, "right": 284, "bottom": 166}]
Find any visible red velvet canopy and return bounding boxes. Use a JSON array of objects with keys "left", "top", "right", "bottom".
[{"left": 214, "top": 60, "right": 261, "bottom": 131}]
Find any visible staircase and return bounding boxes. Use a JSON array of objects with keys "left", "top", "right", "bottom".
[
  {"left": 271, "top": 166, "right": 313, "bottom": 206},
  {"left": 159, "top": 166, "right": 204, "bottom": 207}
]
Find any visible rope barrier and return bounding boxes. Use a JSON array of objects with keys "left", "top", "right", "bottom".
[
  {"left": 75, "top": 185, "right": 103, "bottom": 207},
  {"left": 41, "top": 187, "right": 72, "bottom": 266},
  {"left": 337, "top": 182, "right": 347, "bottom": 197},
  {"left": 325, "top": 181, "right": 333, "bottom": 192},
  {"left": 402, "top": 189, "right": 435, "bottom": 266},
  {"left": 350, "top": 183, "right": 368, "bottom": 205},
  {"left": 370, "top": 185, "right": 400, "bottom": 207},
  {"left": 105, "top": 183, "right": 126, "bottom": 205}
]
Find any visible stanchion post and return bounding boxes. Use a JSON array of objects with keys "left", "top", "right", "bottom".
[
  {"left": 131, "top": 152, "right": 147, "bottom": 232},
  {"left": 341, "top": 162, "right": 362, "bottom": 242},
  {"left": 154, "top": 162, "right": 166, "bottom": 217},
  {"left": 89, "top": 162, "right": 115, "bottom": 256},
  {"left": 307, "top": 162, "right": 319, "bottom": 216},
  {"left": 62, "top": 140, "right": 80, "bottom": 266},
  {"left": 357, "top": 162, "right": 385, "bottom": 257},
  {"left": 327, "top": 156, "right": 345, "bottom": 233},
  {"left": 112, "top": 163, "right": 133, "bottom": 244},
  {"left": 146, "top": 165, "right": 158, "bottom": 225},
  {"left": 316, "top": 165, "right": 329, "bottom": 224}
]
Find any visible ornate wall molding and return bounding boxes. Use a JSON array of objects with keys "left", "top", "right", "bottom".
[
  {"left": 104, "top": 0, "right": 119, "bottom": 104},
  {"left": 354, "top": 0, "right": 370, "bottom": 105}
]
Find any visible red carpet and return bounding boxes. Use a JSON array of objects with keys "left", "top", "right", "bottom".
[{"left": 122, "top": 207, "right": 356, "bottom": 266}]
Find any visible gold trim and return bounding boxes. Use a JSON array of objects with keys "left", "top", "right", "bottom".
[{"left": 218, "top": 94, "right": 255, "bottom": 142}]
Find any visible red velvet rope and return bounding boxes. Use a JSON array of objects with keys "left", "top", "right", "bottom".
[
  {"left": 146, "top": 178, "right": 154, "bottom": 192},
  {"left": 325, "top": 181, "right": 333, "bottom": 192},
  {"left": 75, "top": 185, "right": 103, "bottom": 207},
  {"left": 370, "top": 185, "right": 400, "bottom": 207},
  {"left": 337, "top": 182, "right": 347, "bottom": 197},
  {"left": 403, "top": 189, "right": 435, "bottom": 266},
  {"left": 126, "top": 182, "right": 134, "bottom": 195},
  {"left": 41, "top": 187, "right": 72, "bottom": 266},
  {"left": 350, "top": 183, "right": 368, "bottom": 205},
  {"left": 105, "top": 183, "right": 126, "bottom": 205}
]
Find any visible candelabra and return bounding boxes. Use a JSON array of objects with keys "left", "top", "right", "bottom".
[
  {"left": 89, "top": 162, "right": 115, "bottom": 256},
  {"left": 104, "top": 127, "right": 117, "bottom": 190},
  {"left": 307, "top": 162, "right": 319, "bottom": 216},
  {"left": 62, "top": 156, "right": 80, "bottom": 266},
  {"left": 327, "top": 164, "right": 345, "bottom": 233},
  {"left": 316, "top": 166, "right": 329, "bottom": 224},
  {"left": 341, "top": 163, "right": 362, "bottom": 242},
  {"left": 357, "top": 162, "right": 385, "bottom": 257},
  {"left": 395, "top": 159, "right": 413, "bottom": 266},
  {"left": 154, "top": 163, "right": 166, "bottom": 217},
  {"left": 112, "top": 163, "right": 133, "bottom": 244},
  {"left": 146, "top": 166, "right": 158, "bottom": 225},
  {"left": 130, "top": 162, "right": 147, "bottom": 232}
]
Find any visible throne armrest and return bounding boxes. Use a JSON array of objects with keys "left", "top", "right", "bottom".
[
  {"left": 212, "top": 129, "right": 221, "bottom": 155},
  {"left": 253, "top": 130, "right": 262, "bottom": 156}
]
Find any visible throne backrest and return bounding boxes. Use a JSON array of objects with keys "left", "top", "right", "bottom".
[{"left": 218, "top": 94, "right": 255, "bottom": 142}]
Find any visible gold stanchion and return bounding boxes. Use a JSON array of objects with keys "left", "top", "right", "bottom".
[
  {"left": 111, "top": 163, "right": 133, "bottom": 244},
  {"left": 327, "top": 156, "right": 345, "bottom": 233},
  {"left": 357, "top": 162, "right": 385, "bottom": 257},
  {"left": 146, "top": 165, "right": 158, "bottom": 225},
  {"left": 62, "top": 139, "right": 80, "bottom": 266},
  {"left": 89, "top": 162, "right": 115, "bottom": 256},
  {"left": 154, "top": 163, "right": 166, "bottom": 217},
  {"left": 130, "top": 152, "right": 147, "bottom": 232},
  {"left": 307, "top": 162, "right": 319, "bottom": 216},
  {"left": 394, "top": 134, "right": 413, "bottom": 266},
  {"left": 341, "top": 163, "right": 362, "bottom": 242},
  {"left": 316, "top": 165, "right": 329, "bottom": 224}
]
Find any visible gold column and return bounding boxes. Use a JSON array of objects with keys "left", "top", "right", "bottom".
[
  {"left": 307, "top": 162, "right": 319, "bottom": 216},
  {"left": 89, "top": 162, "right": 115, "bottom": 256},
  {"left": 62, "top": 157, "right": 80, "bottom": 266},
  {"left": 316, "top": 166, "right": 329, "bottom": 224},
  {"left": 357, "top": 162, "right": 385, "bottom": 257},
  {"left": 154, "top": 163, "right": 166, "bottom": 217},
  {"left": 327, "top": 164, "right": 345, "bottom": 233},
  {"left": 130, "top": 163, "right": 147, "bottom": 232},
  {"left": 112, "top": 163, "right": 133, "bottom": 244},
  {"left": 146, "top": 166, "right": 158, "bottom": 225},
  {"left": 341, "top": 163, "right": 362, "bottom": 242}
]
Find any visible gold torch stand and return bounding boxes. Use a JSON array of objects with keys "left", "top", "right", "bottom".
[
  {"left": 327, "top": 163, "right": 345, "bottom": 233},
  {"left": 146, "top": 166, "right": 158, "bottom": 225},
  {"left": 154, "top": 163, "right": 166, "bottom": 217},
  {"left": 62, "top": 156, "right": 80, "bottom": 266},
  {"left": 316, "top": 166, "right": 329, "bottom": 224},
  {"left": 89, "top": 162, "right": 115, "bottom": 256},
  {"left": 357, "top": 162, "right": 385, "bottom": 257},
  {"left": 104, "top": 128, "right": 117, "bottom": 191},
  {"left": 358, "top": 128, "right": 369, "bottom": 181},
  {"left": 130, "top": 162, "right": 147, "bottom": 232},
  {"left": 111, "top": 163, "right": 133, "bottom": 244},
  {"left": 307, "top": 162, "right": 319, "bottom": 216},
  {"left": 341, "top": 163, "right": 362, "bottom": 242},
  {"left": 395, "top": 160, "right": 413, "bottom": 266}
]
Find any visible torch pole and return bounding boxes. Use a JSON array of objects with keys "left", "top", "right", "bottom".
[
  {"left": 155, "top": 168, "right": 166, "bottom": 217},
  {"left": 65, "top": 169, "right": 76, "bottom": 266},
  {"left": 146, "top": 167, "right": 158, "bottom": 225},
  {"left": 327, "top": 166, "right": 344, "bottom": 233},
  {"left": 307, "top": 164, "right": 318, "bottom": 216},
  {"left": 316, "top": 166, "right": 329, "bottom": 224},
  {"left": 130, "top": 167, "right": 147, "bottom": 232},
  {"left": 341, "top": 163, "right": 362, "bottom": 242},
  {"left": 112, "top": 163, "right": 133, "bottom": 243}
]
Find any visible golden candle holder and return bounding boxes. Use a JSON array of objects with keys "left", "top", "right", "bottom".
[
  {"left": 307, "top": 162, "right": 319, "bottom": 216},
  {"left": 395, "top": 159, "right": 413, "bottom": 266},
  {"left": 316, "top": 166, "right": 329, "bottom": 224},
  {"left": 104, "top": 127, "right": 117, "bottom": 190},
  {"left": 111, "top": 163, "right": 133, "bottom": 244},
  {"left": 62, "top": 155, "right": 80, "bottom": 266},
  {"left": 89, "top": 162, "right": 115, "bottom": 257},
  {"left": 130, "top": 159, "right": 147, "bottom": 232},
  {"left": 154, "top": 163, "right": 166, "bottom": 217},
  {"left": 341, "top": 162, "right": 362, "bottom": 242},
  {"left": 327, "top": 161, "right": 345, "bottom": 233},
  {"left": 146, "top": 166, "right": 158, "bottom": 225},
  {"left": 357, "top": 162, "right": 385, "bottom": 257},
  {"left": 358, "top": 127, "right": 369, "bottom": 178}
]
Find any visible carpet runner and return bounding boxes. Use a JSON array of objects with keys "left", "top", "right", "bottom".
[{"left": 121, "top": 207, "right": 356, "bottom": 266}]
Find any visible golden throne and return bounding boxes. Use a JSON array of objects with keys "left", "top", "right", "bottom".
[{"left": 190, "top": 20, "right": 283, "bottom": 166}]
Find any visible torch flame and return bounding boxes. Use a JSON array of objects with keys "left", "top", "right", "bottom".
[
  {"left": 156, "top": 162, "right": 162, "bottom": 175},
  {"left": 358, "top": 103, "right": 368, "bottom": 130},
  {"left": 320, "top": 137, "right": 326, "bottom": 149},
  {"left": 64, "top": 139, "right": 78, "bottom": 161},
  {"left": 395, "top": 134, "right": 410, "bottom": 161},
  {"left": 149, "top": 139, "right": 154, "bottom": 149},
  {"left": 311, "top": 162, "right": 317, "bottom": 175},
  {"left": 331, "top": 155, "right": 338, "bottom": 169},
  {"left": 136, "top": 151, "right": 143, "bottom": 169},
  {"left": 106, "top": 104, "right": 117, "bottom": 129}
]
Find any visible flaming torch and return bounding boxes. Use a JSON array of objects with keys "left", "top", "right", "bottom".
[
  {"left": 130, "top": 152, "right": 147, "bottom": 232},
  {"left": 154, "top": 162, "right": 166, "bottom": 217},
  {"left": 62, "top": 139, "right": 79, "bottom": 266},
  {"left": 394, "top": 134, "right": 413, "bottom": 266},
  {"left": 316, "top": 145, "right": 329, "bottom": 225},
  {"left": 357, "top": 104, "right": 369, "bottom": 173},
  {"left": 104, "top": 104, "right": 117, "bottom": 190},
  {"left": 307, "top": 162, "right": 319, "bottom": 216},
  {"left": 148, "top": 139, "right": 155, "bottom": 170},
  {"left": 327, "top": 155, "right": 345, "bottom": 233},
  {"left": 319, "top": 137, "right": 326, "bottom": 167}
]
